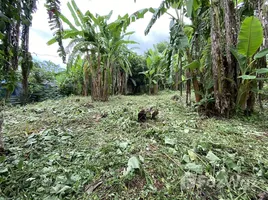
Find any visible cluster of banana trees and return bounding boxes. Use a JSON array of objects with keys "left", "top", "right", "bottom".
[
  {"left": 140, "top": 47, "right": 167, "bottom": 95},
  {"left": 142, "top": 0, "right": 268, "bottom": 116},
  {"left": 47, "top": 0, "right": 151, "bottom": 101}
]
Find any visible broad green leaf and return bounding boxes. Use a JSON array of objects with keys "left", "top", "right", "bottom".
[
  {"left": 165, "top": 137, "right": 176, "bottom": 146},
  {"left": 128, "top": 156, "right": 140, "bottom": 169},
  {"left": 67, "top": 2, "right": 82, "bottom": 27},
  {"left": 186, "top": 0, "right": 194, "bottom": 18},
  {"left": 238, "top": 75, "right": 256, "bottom": 80},
  {"left": 119, "top": 142, "right": 128, "bottom": 149},
  {"left": 185, "top": 163, "right": 203, "bottom": 174},
  {"left": 59, "top": 14, "right": 78, "bottom": 31},
  {"left": 254, "top": 48, "right": 268, "bottom": 59},
  {"left": 237, "top": 16, "right": 263, "bottom": 58},
  {"left": 216, "top": 169, "right": 228, "bottom": 184},
  {"left": 256, "top": 68, "right": 268, "bottom": 74},
  {"left": 182, "top": 155, "right": 191, "bottom": 163},
  {"left": 47, "top": 37, "right": 57, "bottom": 45},
  {"left": 185, "top": 60, "right": 200, "bottom": 70},
  {"left": 206, "top": 151, "right": 220, "bottom": 163},
  {"left": 230, "top": 47, "right": 247, "bottom": 72}
]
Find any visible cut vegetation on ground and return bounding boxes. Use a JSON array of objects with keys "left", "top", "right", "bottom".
[{"left": 1, "top": 92, "right": 268, "bottom": 199}]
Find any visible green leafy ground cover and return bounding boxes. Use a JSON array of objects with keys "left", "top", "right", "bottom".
[{"left": 1, "top": 91, "right": 268, "bottom": 199}]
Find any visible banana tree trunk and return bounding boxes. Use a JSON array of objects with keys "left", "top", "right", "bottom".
[
  {"left": 223, "top": 0, "right": 238, "bottom": 111},
  {"left": 174, "top": 71, "right": 179, "bottom": 91},
  {"left": 148, "top": 79, "right": 152, "bottom": 95},
  {"left": 179, "top": 58, "right": 183, "bottom": 96},
  {"left": 211, "top": 0, "right": 236, "bottom": 117},
  {"left": 186, "top": 70, "right": 191, "bottom": 106},
  {"left": 83, "top": 62, "right": 89, "bottom": 96},
  {"left": 0, "top": 110, "right": 4, "bottom": 154},
  {"left": 256, "top": 0, "right": 268, "bottom": 111},
  {"left": 153, "top": 83, "right": 158, "bottom": 95},
  {"left": 124, "top": 72, "right": 128, "bottom": 95}
]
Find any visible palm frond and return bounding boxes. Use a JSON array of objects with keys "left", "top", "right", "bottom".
[{"left": 144, "top": 0, "right": 179, "bottom": 35}]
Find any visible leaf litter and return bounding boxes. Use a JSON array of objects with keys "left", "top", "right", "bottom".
[{"left": 1, "top": 92, "right": 268, "bottom": 199}]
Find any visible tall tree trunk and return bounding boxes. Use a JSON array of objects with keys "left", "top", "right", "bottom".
[
  {"left": 84, "top": 55, "right": 90, "bottom": 96},
  {"left": 21, "top": 25, "right": 31, "bottom": 105},
  {"left": 0, "top": 105, "right": 4, "bottom": 154},
  {"left": 223, "top": 0, "right": 238, "bottom": 115},
  {"left": 174, "top": 71, "right": 179, "bottom": 91},
  {"left": 211, "top": 0, "right": 235, "bottom": 117},
  {"left": 256, "top": 0, "right": 268, "bottom": 111},
  {"left": 186, "top": 70, "right": 191, "bottom": 106},
  {"left": 179, "top": 58, "right": 183, "bottom": 96},
  {"left": 124, "top": 72, "right": 128, "bottom": 95}
]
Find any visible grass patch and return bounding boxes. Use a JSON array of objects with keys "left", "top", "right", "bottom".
[{"left": 1, "top": 92, "right": 268, "bottom": 199}]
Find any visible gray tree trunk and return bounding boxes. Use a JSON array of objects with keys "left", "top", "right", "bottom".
[
  {"left": 223, "top": 0, "right": 238, "bottom": 114},
  {"left": 211, "top": 0, "right": 226, "bottom": 116},
  {"left": 0, "top": 105, "right": 4, "bottom": 153},
  {"left": 211, "top": 0, "right": 237, "bottom": 117}
]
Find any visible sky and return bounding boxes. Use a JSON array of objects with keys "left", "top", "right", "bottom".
[{"left": 29, "top": 0, "right": 174, "bottom": 66}]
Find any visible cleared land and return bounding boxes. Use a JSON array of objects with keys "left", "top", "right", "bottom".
[{"left": 1, "top": 91, "right": 268, "bottom": 199}]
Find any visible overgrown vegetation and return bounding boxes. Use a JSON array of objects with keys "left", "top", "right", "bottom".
[
  {"left": 1, "top": 0, "right": 268, "bottom": 198},
  {"left": 1, "top": 92, "right": 268, "bottom": 199}
]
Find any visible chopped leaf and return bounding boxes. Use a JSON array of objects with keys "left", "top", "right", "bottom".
[
  {"left": 185, "top": 163, "right": 203, "bottom": 174},
  {"left": 206, "top": 151, "right": 220, "bottom": 164}
]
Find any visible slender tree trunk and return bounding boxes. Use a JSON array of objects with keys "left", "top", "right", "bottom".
[
  {"left": 124, "top": 72, "right": 128, "bottom": 95},
  {"left": 0, "top": 105, "right": 4, "bottom": 154},
  {"left": 256, "top": 0, "right": 268, "bottom": 111},
  {"left": 153, "top": 83, "right": 158, "bottom": 95},
  {"left": 179, "top": 58, "right": 183, "bottom": 96},
  {"left": 22, "top": 74, "right": 29, "bottom": 104},
  {"left": 186, "top": 70, "right": 191, "bottom": 106},
  {"left": 148, "top": 79, "right": 152, "bottom": 95},
  {"left": 174, "top": 71, "right": 179, "bottom": 91}
]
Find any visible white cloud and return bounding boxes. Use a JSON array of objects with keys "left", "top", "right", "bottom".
[{"left": 29, "top": 0, "right": 173, "bottom": 66}]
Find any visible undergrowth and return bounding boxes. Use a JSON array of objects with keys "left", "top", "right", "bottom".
[{"left": 1, "top": 91, "right": 268, "bottom": 199}]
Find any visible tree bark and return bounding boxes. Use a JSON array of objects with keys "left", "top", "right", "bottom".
[
  {"left": 256, "top": 0, "right": 268, "bottom": 111},
  {"left": 174, "top": 71, "right": 179, "bottom": 91},
  {"left": 211, "top": 0, "right": 236, "bottom": 117},
  {"left": 0, "top": 105, "right": 4, "bottom": 153},
  {"left": 223, "top": 0, "right": 238, "bottom": 115}
]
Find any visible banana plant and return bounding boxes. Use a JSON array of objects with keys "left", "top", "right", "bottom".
[
  {"left": 231, "top": 16, "right": 268, "bottom": 111},
  {"left": 139, "top": 49, "right": 165, "bottom": 95}
]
